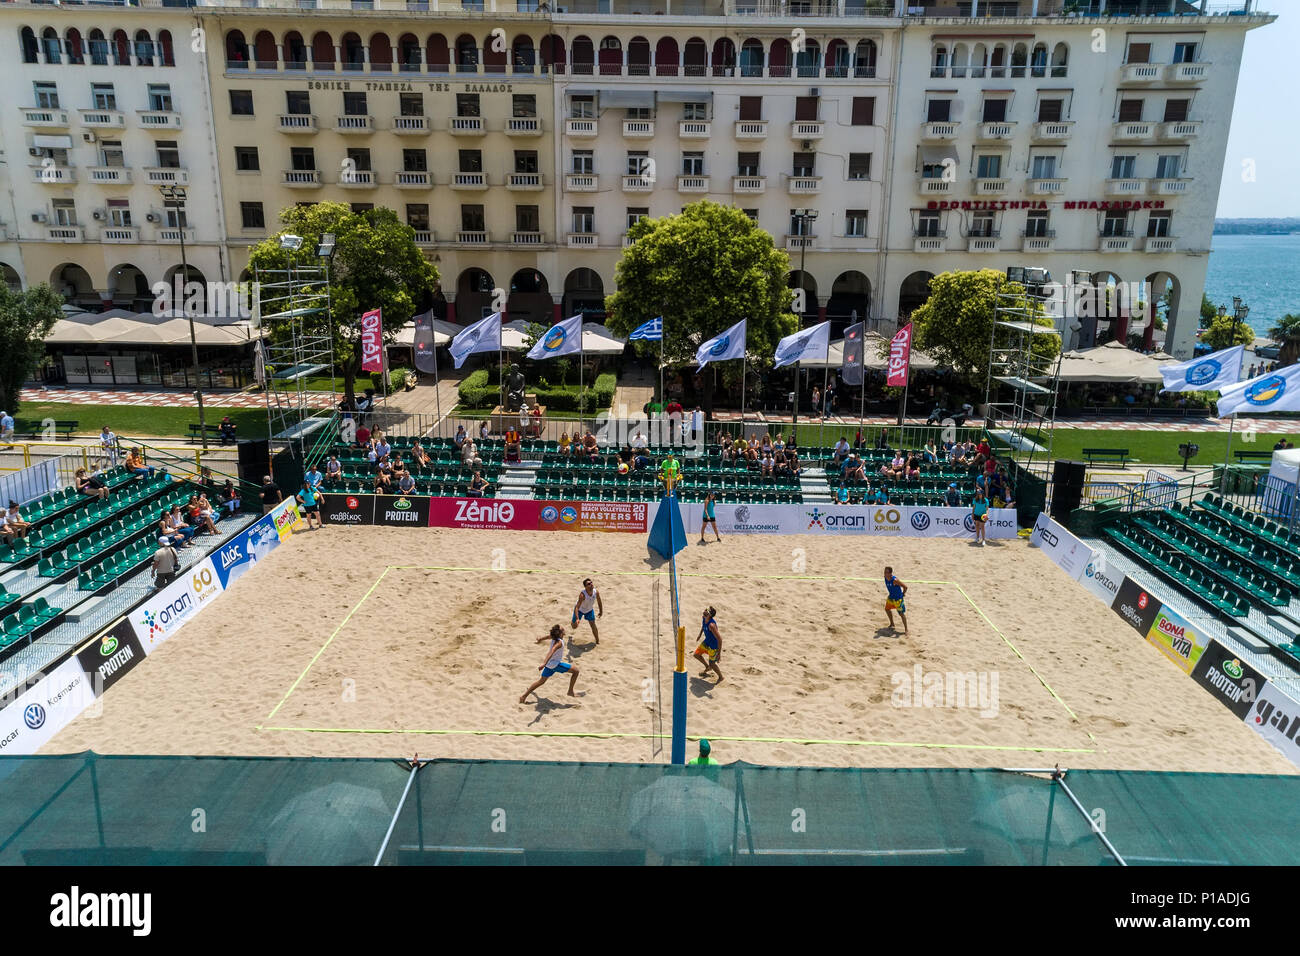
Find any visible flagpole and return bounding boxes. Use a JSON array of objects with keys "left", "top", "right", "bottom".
[
  {"left": 579, "top": 322, "right": 585, "bottom": 435},
  {"left": 740, "top": 352, "right": 747, "bottom": 429}
]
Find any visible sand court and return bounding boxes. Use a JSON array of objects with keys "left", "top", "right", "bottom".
[{"left": 43, "top": 526, "right": 1297, "bottom": 773}]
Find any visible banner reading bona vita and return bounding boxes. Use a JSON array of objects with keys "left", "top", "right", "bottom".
[{"left": 1145, "top": 604, "right": 1210, "bottom": 675}]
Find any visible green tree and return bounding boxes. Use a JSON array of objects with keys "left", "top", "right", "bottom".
[
  {"left": 0, "top": 283, "right": 63, "bottom": 413},
  {"left": 1201, "top": 310, "right": 1255, "bottom": 350},
  {"left": 604, "top": 200, "right": 798, "bottom": 413},
  {"left": 1269, "top": 313, "right": 1300, "bottom": 367},
  {"left": 247, "top": 202, "right": 438, "bottom": 402},
  {"left": 909, "top": 269, "right": 1058, "bottom": 382},
  {"left": 1200, "top": 292, "right": 1220, "bottom": 328}
]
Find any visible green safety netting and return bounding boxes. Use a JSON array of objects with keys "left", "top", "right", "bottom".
[{"left": 0, "top": 755, "right": 1295, "bottom": 866}]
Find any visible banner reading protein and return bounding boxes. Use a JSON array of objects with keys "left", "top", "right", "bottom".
[
  {"left": 375, "top": 494, "right": 431, "bottom": 527},
  {"left": 1145, "top": 604, "right": 1210, "bottom": 675},
  {"left": 1192, "top": 639, "right": 1268, "bottom": 720},
  {"left": 75, "top": 620, "right": 146, "bottom": 696}
]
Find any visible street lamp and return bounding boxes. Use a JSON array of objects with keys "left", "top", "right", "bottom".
[
  {"left": 791, "top": 208, "right": 818, "bottom": 430},
  {"left": 158, "top": 183, "right": 207, "bottom": 450}
]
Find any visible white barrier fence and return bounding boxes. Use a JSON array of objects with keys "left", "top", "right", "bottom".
[{"left": 682, "top": 502, "right": 1018, "bottom": 538}]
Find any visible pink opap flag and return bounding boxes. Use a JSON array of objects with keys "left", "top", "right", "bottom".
[
  {"left": 886, "top": 323, "right": 913, "bottom": 388},
  {"left": 360, "top": 308, "right": 384, "bottom": 373}
]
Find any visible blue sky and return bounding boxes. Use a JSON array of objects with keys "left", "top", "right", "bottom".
[{"left": 1217, "top": 9, "right": 1295, "bottom": 218}]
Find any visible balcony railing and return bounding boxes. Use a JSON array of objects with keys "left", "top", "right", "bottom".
[
  {"left": 412, "top": 230, "right": 433, "bottom": 244},
  {"left": 511, "top": 231, "right": 544, "bottom": 245},
  {"left": 921, "top": 122, "right": 958, "bottom": 140},
  {"left": 974, "top": 178, "right": 1008, "bottom": 194},
  {"left": 393, "top": 115, "right": 429, "bottom": 134},
  {"left": 21, "top": 108, "right": 69, "bottom": 127},
  {"left": 449, "top": 116, "right": 484, "bottom": 135},
  {"left": 735, "top": 121, "right": 767, "bottom": 139},
  {"left": 47, "top": 225, "right": 83, "bottom": 241},
  {"left": 340, "top": 170, "right": 377, "bottom": 186},
  {"left": 1144, "top": 236, "right": 1177, "bottom": 253},
  {"left": 1151, "top": 177, "right": 1191, "bottom": 195},
  {"left": 623, "top": 120, "right": 655, "bottom": 138},
  {"left": 282, "top": 169, "right": 322, "bottom": 186},
  {"left": 913, "top": 234, "right": 945, "bottom": 253},
  {"left": 966, "top": 235, "right": 1000, "bottom": 253},
  {"left": 1022, "top": 231, "right": 1056, "bottom": 253},
  {"left": 80, "top": 109, "right": 125, "bottom": 128},
  {"left": 452, "top": 172, "right": 488, "bottom": 189},
  {"left": 791, "top": 121, "right": 824, "bottom": 140},
  {"left": 919, "top": 178, "right": 952, "bottom": 194},
  {"left": 1166, "top": 62, "right": 1210, "bottom": 83},
  {"left": 1105, "top": 178, "right": 1147, "bottom": 196},
  {"left": 1099, "top": 233, "right": 1135, "bottom": 253},
  {"left": 566, "top": 174, "right": 598, "bottom": 191},
  {"left": 336, "top": 115, "right": 375, "bottom": 132},
  {"left": 788, "top": 176, "right": 822, "bottom": 194},
  {"left": 1029, "top": 178, "right": 1065, "bottom": 195},
  {"left": 101, "top": 226, "right": 139, "bottom": 242},
  {"left": 87, "top": 166, "right": 131, "bottom": 184},
  {"left": 457, "top": 231, "right": 489, "bottom": 244},
  {"left": 677, "top": 175, "right": 709, "bottom": 192},
  {"left": 159, "top": 227, "right": 197, "bottom": 243},
  {"left": 622, "top": 175, "right": 655, "bottom": 192},
  {"left": 1120, "top": 63, "right": 1161, "bottom": 83},
  {"left": 31, "top": 165, "right": 75, "bottom": 184},
  {"left": 1158, "top": 121, "right": 1202, "bottom": 141},
  {"left": 507, "top": 117, "right": 541, "bottom": 136},
  {"left": 732, "top": 176, "right": 765, "bottom": 193},
  {"left": 278, "top": 113, "right": 318, "bottom": 132},
  {"left": 1113, "top": 121, "right": 1155, "bottom": 140},
  {"left": 144, "top": 167, "right": 189, "bottom": 186},
  {"left": 1032, "top": 121, "right": 1073, "bottom": 140},
  {"left": 138, "top": 110, "right": 183, "bottom": 129},
  {"left": 680, "top": 121, "right": 711, "bottom": 138},
  {"left": 785, "top": 235, "right": 815, "bottom": 251},
  {"left": 567, "top": 233, "right": 598, "bottom": 247},
  {"left": 565, "top": 118, "right": 597, "bottom": 137},
  {"left": 977, "top": 122, "right": 1016, "bottom": 140},
  {"left": 395, "top": 171, "right": 430, "bottom": 187},
  {"left": 508, "top": 173, "right": 543, "bottom": 190}
]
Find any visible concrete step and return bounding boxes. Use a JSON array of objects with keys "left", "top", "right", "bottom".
[
  {"left": 498, "top": 488, "right": 533, "bottom": 499},
  {"left": 64, "top": 593, "right": 107, "bottom": 623}
]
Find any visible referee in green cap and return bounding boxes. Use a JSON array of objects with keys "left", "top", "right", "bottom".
[{"left": 688, "top": 739, "right": 719, "bottom": 766}]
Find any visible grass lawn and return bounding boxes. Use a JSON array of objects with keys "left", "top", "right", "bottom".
[
  {"left": 13, "top": 404, "right": 271, "bottom": 443},
  {"left": 455, "top": 406, "right": 590, "bottom": 420},
  {"left": 1005, "top": 427, "right": 1300, "bottom": 466}
]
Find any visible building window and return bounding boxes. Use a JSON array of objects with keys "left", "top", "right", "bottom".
[
  {"left": 792, "top": 152, "right": 815, "bottom": 177},
  {"left": 148, "top": 84, "right": 173, "bottom": 112},
  {"left": 627, "top": 151, "right": 649, "bottom": 176},
  {"left": 741, "top": 209, "right": 758, "bottom": 222},
  {"left": 52, "top": 199, "right": 77, "bottom": 226},
  {"left": 789, "top": 210, "right": 816, "bottom": 236},
  {"left": 1172, "top": 41, "right": 1197, "bottom": 64},
  {"left": 34, "top": 82, "right": 59, "bottom": 109},
  {"left": 1163, "top": 98, "right": 1190, "bottom": 123},
  {"left": 848, "top": 153, "right": 872, "bottom": 180},
  {"left": 682, "top": 151, "right": 704, "bottom": 176},
  {"left": 240, "top": 202, "right": 264, "bottom": 229},
  {"left": 155, "top": 140, "right": 180, "bottom": 169},
  {"left": 1025, "top": 210, "right": 1050, "bottom": 237},
  {"left": 286, "top": 91, "right": 311, "bottom": 115},
  {"left": 346, "top": 147, "right": 372, "bottom": 172},
  {"left": 1126, "top": 42, "right": 1150, "bottom": 64},
  {"left": 569, "top": 95, "right": 594, "bottom": 119},
  {"left": 926, "top": 98, "right": 951, "bottom": 123},
  {"left": 968, "top": 212, "right": 996, "bottom": 238},
  {"left": 1030, "top": 154, "right": 1057, "bottom": 179},
  {"left": 399, "top": 92, "right": 423, "bottom": 117},
  {"left": 403, "top": 149, "right": 427, "bottom": 172},
  {"left": 1155, "top": 154, "right": 1181, "bottom": 179},
  {"left": 626, "top": 206, "right": 649, "bottom": 230},
  {"left": 794, "top": 96, "right": 818, "bottom": 121},
  {"left": 572, "top": 150, "right": 594, "bottom": 175},
  {"left": 1102, "top": 210, "right": 1130, "bottom": 237},
  {"left": 459, "top": 149, "right": 483, "bottom": 173},
  {"left": 1110, "top": 155, "right": 1136, "bottom": 179},
  {"left": 981, "top": 98, "right": 1008, "bottom": 123},
  {"left": 850, "top": 97, "right": 875, "bottom": 126},
  {"left": 230, "top": 90, "right": 254, "bottom": 115},
  {"left": 1147, "top": 211, "right": 1172, "bottom": 238},
  {"left": 461, "top": 204, "right": 485, "bottom": 232},
  {"left": 92, "top": 83, "right": 116, "bottom": 111},
  {"left": 407, "top": 204, "right": 430, "bottom": 231},
  {"left": 235, "top": 146, "right": 260, "bottom": 171},
  {"left": 107, "top": 199, "right": 131, "bottom": 228},
  {"left": 456, "top": 93, "right": 481, "bottom": 117},
  {"left": 100, "top": 141, "right": 125, "bottom": 167},
  {"left": 1037, "top": 98, "right": 1063, "bottom": 123},
  {"left": 683, "top": 102, "right": 707, "bottom": 121},
  {"left": 514, "top": 150, "right": 538, "bottom": 174},
  {"left": 343, "top": 91, "right": 368, "bottom": 116},
  {"left": 975, "top": 154, "right": 1002, "bottom": 179},
  {"left": 921, "top": 161, "right": 947, "bottom": 180},
  {"left": 737, "top": 152, "right": 759, "bottom": 177},
  {"left": 572, "top": 206, "right": 595, "bottom": 233},
  {"left": 291, "top": 147, "right": 316, "bottom": 171},
  {"left": 165, "top": 203, "right": 187, "bottom": 229},
  {"left": 513, "top": 94, "right": 536, "bottom": 118},
  {"left": 516, "top": 204, "right": 540, "bottom": 232},
  {"left": 626, "top": 107, "right": 652, "bottom": 121},
  {"left": 350, "top": 203, "right": 373, "bottom": 214},
  {"left": 845, "top": 209, "right": 868, "bottom": 237},
  {"left": 1117, "top": 99, "right": 1143, "bottom": 122},
  {"left": 916, "top": 210, "right": 940, "bottom": 237},
  {"left": 738, "top": 96, "right": 762, "bottom": 121}
]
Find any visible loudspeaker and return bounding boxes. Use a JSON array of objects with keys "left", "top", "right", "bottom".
[
  {"left": 1050, "top": 459, "right": 1088, "bottom": 525},
  {"left": 237, "top": 439, "right": 270, "bottom": 486}
]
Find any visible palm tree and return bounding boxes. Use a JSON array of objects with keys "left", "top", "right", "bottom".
[{"left": 1269, "top": 313, "right": 1300, "bottom": 367}]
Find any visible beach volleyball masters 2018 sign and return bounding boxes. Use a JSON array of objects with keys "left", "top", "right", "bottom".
[{"left": 428, "top": 497, "right": 649, "bottom": 532}]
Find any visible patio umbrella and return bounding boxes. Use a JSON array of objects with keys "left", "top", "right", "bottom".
[{"left": 580, "top": 321, "right": 627, "bottom": 356}]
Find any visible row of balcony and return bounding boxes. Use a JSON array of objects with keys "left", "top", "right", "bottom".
[
  {"left": 911, "top": 232, "right": 1179, "bottom": 254},
  {"left": 917, "top": 176, "right": 1191, "bottom": 197},
  {"left": 29, "top": 165, "right": 190, "bottom": 186},
  {"left": 273, "top": 170, "right": 835, "bottom": 193},
  {"left": 1120, "top": 62, "right": 1212, "bottom": 85},
  {"left": 21, "top": 108, "right": 183, "bottom": 130},
  {"left": 921, "top": 120, "right": 1201, "bottom": 143},
  {"left": 30, "top": 225, "right": 196, "bottom": 243}
]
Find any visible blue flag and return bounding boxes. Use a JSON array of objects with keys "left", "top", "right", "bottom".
[
  {"left": 774, "top": 321, "right": 831, "bottom": 369},
  {"left": 629, "top": 317, "right": 663, "bottom": 342},
  {"left": 1217, "top": 364, "right": 1300, "bottom": 418},
  {"left": 526, "top": 314, "right": 583, "bottom": 360},
  {"left": 696, "top": 319, "right": 748, "bottom": 372}
]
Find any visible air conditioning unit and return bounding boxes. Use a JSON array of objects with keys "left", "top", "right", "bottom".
[
  {"left": 32, "top": 212, "right": 47, "bottom": 223},
  {"left": 809, "top": 88, "right": 820, "bottom": 97},
  {"left": 145, "top": 212, "right": 160, "bottom": 223},
  {"left": 28, "top": 147, "right": 42, "bottom": 157},
  {"left": 83, "top": 132, "right": 97, "bottom": 143},
  {"left": 801, "top": 140, "right": 812, "bottom": 151},
  {"left": 92, "top": 209, "right": 105, "bottom": 221}
]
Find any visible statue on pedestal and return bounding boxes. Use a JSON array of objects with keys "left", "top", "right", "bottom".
[{"left": 505, "top": 363, "right": 527, "bottom": 411}]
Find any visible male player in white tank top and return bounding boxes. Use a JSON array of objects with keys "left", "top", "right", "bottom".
[
  {"left": 571, "top": 577, "right": 604, "bottom": 645},
  {"left": 519, "top": 624, "right": 581, "bottom": 703}
]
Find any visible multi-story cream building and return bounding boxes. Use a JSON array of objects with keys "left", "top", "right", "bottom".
[{"left": 0, "top": 0, "right": 1274, "bottom": 361}]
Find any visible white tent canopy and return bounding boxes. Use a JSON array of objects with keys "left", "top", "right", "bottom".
[
  {"left": 45, "top": 314, "right": 253, "bottom": 347},
  {"left": 1057, "top": 340, "right": 1177, "bottom": 384},
  {"left": 798, "top": 331, "right": 938, "bottom": 371},
  {"left": 493, "top": 319, "right": 626, "bottom": 355}
]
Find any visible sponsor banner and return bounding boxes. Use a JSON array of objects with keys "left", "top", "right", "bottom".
[
  {"left": 360, "top": 307, "right": 384, "bottom": 373},
  {"left": 325, "top": 493, "right": 377, "bottom": 527},
  {"left": 1245, "top": 683, "right": 1300, "bottom": 769},
  {"left": 698, "top": 502, "right": 789, "bottom": 535},
  {"left": 1080, "top": 554, "right": 1121, "bottom": 604},
  {"left": 210, "top": 513, "right": 284, "bottom": 589},
  {"left": 377, "top": 494, "right": 431, "bottom": 526},
  {"left": 131, "top": 557, "right": 223, "bottom": 655},
  {"left": 1031, "top": 513, "right": 1092, "bottom": 581},
  {"left": 682, "top": 503, "right": 1016, "bottom": 538},
  {"left": 1144, "top": 604, "right": 1210, "bottom": 675},
  {"left": 886, "top": 322, "right": 913, "bottom": 388},
  {"left": 75, "top": 620, "right": 146, "bottom": 696},
  {"left": 0, "top": 657, "right": 95, "bottom": 755},
  {"left": 429, "top": 496, "right": 528, "bottom": 530},
  {"left": 1110, "top": 576, "right": 1164, "bottom": 636},
  {"left": 540, "top": 500, "right": 649, "bottom": 533},
  {"left": 270, "top": 499, "right": 303, "bottom": 540},
  {"left": 1192, "top": 639, "right": 1268, "bottom": 720}
]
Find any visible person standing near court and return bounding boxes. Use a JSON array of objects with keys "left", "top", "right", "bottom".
[
  {"left": 151, "top": 538, "right": 180, "bottom": 589},
  {"left": 883, "top": 566, "right": 908, "bottom": 634},
  {"left": 693, "top": 607, "right": 723, "bottom": 684},
  {"left": 296, "top": 480, "right": 322, "bottom": 530},
  {"left": 688, "top": 739, "right": 719, "bottom": 766},
  {"left": 571, "top": 577, "right": 603, "bottom": 645},
  {"left": 520, "top": 624, "right": 581, "bottom": 703},
  {"left": 700, "top": 491, "right": 721, "bottom": 543},
  {"left": 99, "top": 425, "right": 119, "bottom": 466},
  {"left": 261, "top": 475, "right": 283, "bottom": 515},
  {"left": 0, "top": 410, "right": 13, "bottom": 444},
  {"left": 972, "top": 488, "right": 989, "bottom": 546}
]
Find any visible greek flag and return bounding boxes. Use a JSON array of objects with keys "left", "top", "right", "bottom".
[
  {"left": 629, "top": 317, "right": 663, "bottom": 342},
  {"left": 1216, "top": 364, "right": 1300, "bottom": 418},
  {"left": 696, "top": 319, "right": 748, "bottom": 371},
  {"left": 449, "top": 312, "right": 502, "bottom": 369},
  {"left": 1160, "top": 344, "right": 1244, "bottom": 394}
]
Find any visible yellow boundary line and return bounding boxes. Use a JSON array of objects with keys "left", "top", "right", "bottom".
[{"left": 258, "top": 565, "right": 1094, "bottom": 751}]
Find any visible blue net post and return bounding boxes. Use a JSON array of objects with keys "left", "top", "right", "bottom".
[{"left": 649, "top": 472, "right": 689, "bottom": 764}]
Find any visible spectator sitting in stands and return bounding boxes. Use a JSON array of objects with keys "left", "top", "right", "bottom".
[
  {"left": 631, "top": 430, "right": 648, "bottom": 452},
  {"left": 878, "top": 460, "right": 893, "bottom": 479},
  {"left": 219, "top": 480, "right": 241, "bottom": 516},
  {"left": 374, "top": 457, "right": 394, "bottom": 493},
  {"left": 950, "top": 443, "right": 968, "bottom": 465},
  {"left": 743, "top": 443, "right": 759, "bottom": 465},
  {"left": 923, "top": 440, "right": 938, "bottom": 463},
  {"left": 75, "top": 468, "right": 109, "bottom": 501},
  {"left": 760, "top": 447, "right": 775, "bottom": 477},
  {"left": 168, "top": 505, "right": 197, "bottom": 544},
  {"left": 366, "top": 442, "right": 380, "bottom": 464},
  {"left": 374, "top": 436, "right": 392, "bottom": 460},
  {"left": 219, "top": 416, "right": 237, "bottom": 446},
  {"left": 558, "top": 431, "right": 572, "bottom": 456},
  {"left": 870, "top": 485, "right": 889, "bottom": 505},
  {"left": 462, "top": 439, "right": 483, "bottom": 470},
  {"left": 454, "top": 425, "right": 467, "bottom": 448},
  {"left": 833, "top": 436, "right": 850, "bottom": 463},
  {"left": 186, "top": 496, "right": 217, "bottom": 536},
  {"left": 411, "top": 442, "right": 430, "bottom": 469},
  {"left": 466, "top": 470, "right": 490, "bottom": 498},
  {"left": 158, "top": 510, "right": 186, "bottom": 548},
  {"left": 124, "top": 448, "right": 154, "bottom": 479},
  {"left": 730, "top": 435, "right": 749, "bottom": 463},
  {"left": 391, "top": 456, "right": 408, "bottom": 481},
  {"left": 983, "top": 454, "right": 998, "bottom": 480},
  {"left": 0, "top": 513, "right": 17, "bottom": 543},
  {"left": 945, "top": 482, "right": 961, "bottom": 507},
  {"left": 634, "top": 447, "right": 651, "bottom": 471},
  {"left": 759, "top": 434, "right": 774, "bottom": 456},
  {"left": 479, "top": 420, "right": 491, "bottom": 441},
  {"left": 325, "top": 456, "right": 342, "bottom": 484},
  {"left": 355, "top": 424, "right": 371, "bottom": 447},
  {"left": 786, "top": 451, "right": 802, "bottom": 477},
  {"left": 888, "top": 451, "right": 906, "bottom": 478},
  {"left": 581, "top": 430, "right": 599, "bottom": 461},
  {"left": 843, "top": 454, "right": 866, "bottom": 482},
  {"left": 772, "top": 433, "right": 785, "bottom": 454},
  {"left": 504, "top": 427, "right": 523, "bottom": 463},
  {"left": 6, "top": 501, "right": 30, "bottom": 537},
  {"left": 906, "top": 456, "right": 921, "bottom": 480},
  {"left": 397, "top": 471, "right": 416, "bottom": 495},
  {"left": 836, "top": 483, "right": 850, "bottom": 505}
]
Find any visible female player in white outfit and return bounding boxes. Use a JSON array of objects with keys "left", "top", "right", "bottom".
[{"left": 571, "top": 577, "right": 604, "bottom": 645}]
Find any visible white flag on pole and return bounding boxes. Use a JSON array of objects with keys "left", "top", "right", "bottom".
[
  {"left": 773, "top": 321, "right": 831, "bottom": 369},
  {"left": 449, "top": 312, "right": 502, "bottom": 369},
  {"left": 1216, "top": 364, "right": 1300, "bottom": 418},
  {"left": 526, "top": 314, "right": 583, "bottom": 360},
  {"left": 696, "top": 319, "right": 748, "bottom": 371},
  {"left": 1159, "top": 344, "right": 1245, "bottom": 394}
]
